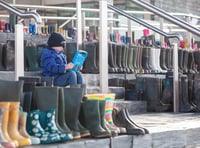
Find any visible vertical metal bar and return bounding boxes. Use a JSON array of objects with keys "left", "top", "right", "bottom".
[
  {"left": 76, "top": 0, "right": 82, "bottom": 49},
  {"left": 99, "top": 0, "right": 108, "bottom": 93},
  {"left": 15, "top": 24, "right": 24, "bottom": 80},
  {"left": 82, "top": 12, "right": 86, "bottom": 40},
  {"left": 128, "top": 19, "right": 132, "bottom": 44},
  {"left": 173, "top": 43, "right": 179, "bottom": 112}
]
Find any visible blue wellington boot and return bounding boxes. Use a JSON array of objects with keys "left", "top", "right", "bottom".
[
  {"left": 26, "top": 110, "right": 60, "bottom": 144},
  {"left": 39, "top": 109, "right": 72, "bottom": 142}
]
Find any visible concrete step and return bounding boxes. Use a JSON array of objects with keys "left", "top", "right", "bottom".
[{"left": 24, "top": 113, "right": 200, "bottom": 148}]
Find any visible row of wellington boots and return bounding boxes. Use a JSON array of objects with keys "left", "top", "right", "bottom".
[{"left": 0, "top": 102, "right": 31, "bottom": 147}]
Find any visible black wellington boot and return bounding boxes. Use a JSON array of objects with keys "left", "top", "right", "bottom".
[
  {"left": 124, "top": 108, "right": 149, "bottom": 134},
  {"left": 82, "top": 42, "right": 99, "bottom": 73},
  {"left": 80, "top": 100, "right": 110, "bottom": 138},
  {"left": 179, "top": 75, "right": 194, "bottom": 112},
  {"left": 2, "top": 40, "right": 15, "bottom": 71},
  {"left": 178, "top": 48, "right": 184, "bottom": 73},
  {"left": 182, "top": 49, "right": 189, "bottom": 73},
  {"left": 0, "top": 43, "right": 5, "bottom": 71},
  {"left": 121, "top": 45, "right": 129, "bottom": 73},
  {"left": 113, "top": 108, "right": 145, "bottom": 135},
  {"left": 108, "top": 43, "right": 117, "bottom": 73},
  {"left": 160, "top": 47, "right": 168, "bottom": 71},
  {"left": 194, "top": 79, "right": 200, "bottom": 112},
  {"left": 62, "top": 87, "right": 90, "bottom": 139},
  {"left": 145, "top": 77, "right": 172, "bottom": 112},
  {"left": 0, "top": 79, "right": 23, "bottom": 102}
]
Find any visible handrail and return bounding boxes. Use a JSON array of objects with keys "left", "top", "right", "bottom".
[
  {"left": 131, "top": 0, "right": 200, "bottom": 37},
  {"left": 0, "top": 0, "right": 42, "bottom": 23},
  {"left": 108, "top": 4, "right": 183, "bottom": 40}
]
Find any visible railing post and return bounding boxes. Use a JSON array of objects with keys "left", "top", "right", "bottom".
[
  {"left": 173, "top": 43, "right": 179, "bottom": 112},
  {"left": 99, "top": 0, "right": 108, "bottom": 93},
  {"left": 15, "top": 24, "right": 24, "bottom": 80}
]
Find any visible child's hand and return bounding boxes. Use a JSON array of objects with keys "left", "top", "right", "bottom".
[{"left": 65, "top": 62, "right": 74, "bottom": 70}]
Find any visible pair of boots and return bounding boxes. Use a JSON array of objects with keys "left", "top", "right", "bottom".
[
  {"left": 112, "top": 108, "right": 149, "bottom": 135},
  {"left": 80, "top": 99, "right": 111, "bottom": 138},
  {"left": 81, "top": 93, "right": 126, "bottom": 137},
  {"left": 26, "top": 109, "right": 71, "bottom": 144},
  {"left": 32, "top": 86, "right": 90, "bottom": 140},
  {"left": 0, "top": 102, "right": 33, "bottom": 147}
]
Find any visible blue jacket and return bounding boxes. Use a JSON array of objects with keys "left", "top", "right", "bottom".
[{"left": 40, "top": 47, "right": 67, "bottom": 79}]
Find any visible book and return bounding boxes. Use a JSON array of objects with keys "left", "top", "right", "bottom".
[{"left": 70, "top": 50, "right": 88, "bottom": 72}]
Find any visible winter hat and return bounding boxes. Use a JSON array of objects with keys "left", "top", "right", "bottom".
[{"left": 47, "top": 32, "right": 66, "bottom": 47}]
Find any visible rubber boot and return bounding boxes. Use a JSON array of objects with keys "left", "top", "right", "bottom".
[
  {"left": 80, "top": 100, "right": 110, "bottom": 138},
  {"left": 7, "top": 102, "right": 31, "bottom": 147},
  {"left": 56, "top": 88, "right": 74, "bottom": 136},
  {"left": 113, "top": 108, "right": 145, "bottom": 135},
  {"left": 98, "top": 100, "right": 113, "bottom": 137},
  {"left": 182, "top": 49, "right": 189, "bottom": 73},
  {"left": 179, "top": 75, "right": 194, "bottom": 112},
  {"left": 149, "top": 47, "right": 157, "bottom": 72},
  {"left": 82, "top": 42, "right": 99, "bottom": 73},
  {"left": 138, "top": 46, "right": 144, "bottom": 73},
  {"left": 160, "top": 47, "right": 168, "bottom": 71},
  {"left": 116, "top": 44, "right": 124, "bottom": 73},
  {"left": 32, "top": 86, "right": 73, "bottom": 139},
  {"left": 121, "top": 45, "right": 128, "bottom": 73},
  {"left": 62, "top": 87, "right": 90, "bottom": 139},
  {"left": 2, "top": 40, "right": 15, "bottom": 71},
  {"left": 193, "top": 50, "right": 200, "bottom": 73},
  {"left": 188, "top": 51, "right": 198, "bottom": 74},
  {"left": 39, "top": 109, "right": 72, "bottom": 142},
  {"left": 155, "top": 48, "right": 167, "bottom": 73},
  {"left": 0, "top": 79, "right": 24, "bottom": 102},
  {"left": 188, "top": 74, "right": 197, "bottom": 109},
  {"left": 24, "top": 45, "right": 41, "bottom": 71},
  {"left": 26, "top": 110, "right": 61, "bottom": 144},
  {"left": 0, "top": 43, "right": 5, "bottom": 71},
  {"left": 127, "top": 46, "right": 134, "bottom": 73},
  {"left": 64, "top": 42, "right": 77, "bottom": 63},
  {"left": 145, "top": 77, "right": 172, "bottom": 112},
  {"left": 18, "top": 110, "right": 40, "bottom": 145},
  {"left": 178, "top": 48, "right": 184, "bottom": 73},
  {"left": 0, "top": 108, "right": 16, "bottom": 148},
  {"left": 124, "top": 108, "right": 149, "bottom": 134},
  {"left": 108, "top": 43, "right": 116, "bottom": 73},
  {"left": 194, "top": 79, "right": 200, "bottom": 112},
  {"left": 132, "top": 45, "right": 138, "bottom": 73},
  {"left": 0, "top": 102, "right": 18, "bottom": 147},
  {"left": 104, "top": 94, "right": 122, "bottom": 134}
]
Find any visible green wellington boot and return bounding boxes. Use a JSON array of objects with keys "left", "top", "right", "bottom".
[
  {"left": 33, "top": 86, "right": 73, "bottom": 140},
  {"left": 62, "top": 87, "right": 90, "bottom": 139},
  {"left": 80, "top": 100, "right": 110, "bottom": 138}
]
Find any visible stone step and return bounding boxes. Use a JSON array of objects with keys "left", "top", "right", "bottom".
[{"left": 24, "top": 113, "right": 200, "bottom": 148}]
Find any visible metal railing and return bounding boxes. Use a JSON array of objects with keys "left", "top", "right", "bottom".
[{"left": 0, "top": 0, "right": 41, "bottom": 23}]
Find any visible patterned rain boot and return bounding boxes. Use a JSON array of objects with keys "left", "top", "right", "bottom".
[
  {"left": 39, "top": 109, "right": 72, "bottom": 142},
  {"left": 26, "top": 109, "right": 60, "bottom": 144}
]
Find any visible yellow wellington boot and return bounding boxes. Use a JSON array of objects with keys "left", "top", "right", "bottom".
[
  {"left": 7, "top": 102, "right": 31, "bottom": 147},
  {"left": 0, "top": 102, "right": 19, "bottom": 147},
  {"left": 18, "top": 111, "right": 40, "bottom": 145}
]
